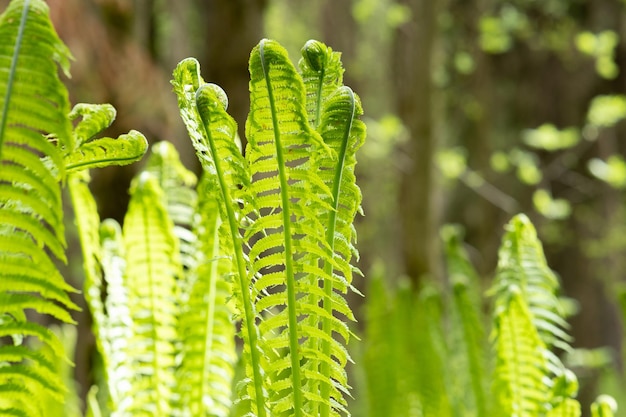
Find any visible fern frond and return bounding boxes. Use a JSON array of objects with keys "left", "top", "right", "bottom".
[
  {"left": 591, "top": 395, "right": 618, "bottom": 417},
  {"left": 119, "top": 173, "right": 181, "bottom": 416},
  {"left": 299, "top": 40, "right": 344, "bottom": 129},
  {"left": 547, "top": 370, "right": 581, "bottom": 417},
  {"left": 315, "top": 85, "right": 365, "bottom": 416},
  {"left": 492, "top": 286, "right": 549, "bottom": 417},
  {"left": 246, "top": 38, "right": 345, "bottom": 417},
  {"left": 441, "top": 226, "right": 488, "bottom": 417},
  {"left": 64, "top": 103, "right": 147, "bottom": 172},
  {"left": 144, "top": 141, "right": 198, "bottom": 272},
  {"left": 173, "top": 59, "right": 267, "bottom": 416},
  {"left": 144, "top": 141, "right": 237, "bottom": 416},
  {"left": 490, "top": 214, "right": 571, "bottom": 353},
  {"left": 178, "top": 177, "right": 237, "bottom": 417},
  {"left": 0, "top": 1, "right": 77, "bottom": 415},
  {"left": 66, "top": 102, "right": 148, "bottom": 413},
  {"left": 96, "top": 219, "right": 133, "bottom": 409}
]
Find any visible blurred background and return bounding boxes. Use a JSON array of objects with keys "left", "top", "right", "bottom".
[{"left": 3, "top": 0, "right": 626, "bottom": 414}]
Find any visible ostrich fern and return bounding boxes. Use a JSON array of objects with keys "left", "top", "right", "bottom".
[{"left": 1, "top": 1, "right": 619, "bottom": 416}]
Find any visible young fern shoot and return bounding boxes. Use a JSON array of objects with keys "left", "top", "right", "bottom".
[{"left": 173, "top": 38, "right": 365, "bottom": 416}]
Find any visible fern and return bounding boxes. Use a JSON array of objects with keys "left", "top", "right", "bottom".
[
  {"left": 441, "top": 225, "right": 488, "bottom": 417},
  {"left": 490, "top": 214, "right": 584, "bottom": 417},
  {"left": 172, "top": 39, "right": 364, "bottom": 416},
  {"left": 492, "top": 286, "right": 549, "bottom": 416},
  {"left": 591, "top": 395, "right": 618, "bottom": 417},
  {"left": 0, "top": 1, "right": 77, "bottom": 414},
  {"left": 299, "top": 40, "right": 344, "bottom": 129},
  {"left": 245, "top": 39, "right": 349, "bottom": 417},
  {"left": 172, "top": 59, "right": 267, "bottom": 416},
  {"left": 120, "top": 173, "right": 181, "bottom": 416},
  {"left": 490, "top": 214, "right": 571, "bottom": 353},
  {"left": 145, "top": 141, "right": 237, "bottom": 416}
]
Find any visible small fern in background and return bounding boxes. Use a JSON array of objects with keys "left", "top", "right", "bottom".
[{"left": 360, "top": 214, "right": 619, "bottom": 417}]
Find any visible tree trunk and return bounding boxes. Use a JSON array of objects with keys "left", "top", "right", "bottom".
[{"left": 392, "top": 0, "right": 442, "bottom": 287}]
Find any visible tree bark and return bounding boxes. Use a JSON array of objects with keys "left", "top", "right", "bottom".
[{"left": 392, "top": 0, "right": 442, "bottom": 287}]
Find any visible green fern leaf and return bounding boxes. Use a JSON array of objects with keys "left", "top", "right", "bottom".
[
  {"left": 547, "top": 370, "right": 581, "bottom": 417},
  {"left": 0, "top": 1, "right": 77, "bottom": 415},
  {"left": 591, "top": 395, "right": 618, "bottom": 417},
  {"left": 144, "top": 141, "right": 198, "bottom": 273},
  {"left": 442, "top": 226, "right": 488, "bottom": 417},
  {"left": 120, "top": 173, "right": 181, "bottom": 416},
  {"left": 64, "top": 103, "right": 147, "bottom": 172},
  {"left": 173, "top": 59, "right": 267, "bottom": 416},
  {"left": 492, "top": 286, "right": 549, "bottom": 417},
  {"left": 299, "top": 40, "right": 344, "bottom": 129},
  {"left": 246, "top": 38, "right": 341, "bottom": 416},
  {"left": 490, "top": 214, "right": 571, "bottom": 353},
  {"left": 144, "top": 142, "right": 237, "bottom": 416},
  {"left": 315, "top": 85, "right": 366, "bottom": 416},
  {"left": 97, "top": 219, "right": 134, "bottom": 409}
]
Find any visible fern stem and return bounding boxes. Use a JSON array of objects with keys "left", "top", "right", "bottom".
[
  {"left": 314, "top": 67, "right": 325, "bottom": 129},
  {"left": 320, "top": 87, "right": 355, "bottom": 417},
  {"left": 259, "top": 40, "right": 305, "bottom": 417},
  {"left": 196, "top": 94, "right": 267, "bottom": 417},
  {"left": 0, "top": 0, "right": 29, "bottom": 160}
]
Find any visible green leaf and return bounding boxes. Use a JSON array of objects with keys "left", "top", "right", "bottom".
[
  {"left": 586, "top": 95, "right": 626, "bottom": 128},
  {"left": 119, "top": 173, "right": 181, "bottom": 416},
  {"left": 492, "top": 288, "right": 549, "bottom": 416},
  {"left": 246, "top": 38, "right": 337, "bottom": 416},
  {"left": 591, "top": 395, "right": 618, "bottom": 417},
  {"left": 588, "top": 155, "right": 626, "bottom": 189},
  {"left": 522, "top": 124, "right": 580, "bottom": 151},
  {"left": 0, "top": 1, "right": 77, "bottom": 415},
  {"left": 173, "top": 58, "right": 266, "bottom": 416}
]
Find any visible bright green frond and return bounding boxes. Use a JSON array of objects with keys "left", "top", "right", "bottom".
[
  {"left": 0, "top": 0, "right": 72, "bottom": 155},
  {"left": 591, "top": 395, "right": 618, "bottom": 417},
  {"left": 173, "top": 57, "right": 266, "bottom": 416},
  {"left": 245, "top": 38, "right": 349, "bottom": 416},
  {"left": 144, "top": 141, "right": 198, "bottom": 272},
  {"left": 490, "top": 214, "right": 571, "bottom": 352},
  {"left": 299, "top": 39, "right": 344, "bottom": 129},
  {"left": 442, "top": 225, "right": 488, "bottom": 417},
  {"left": 97, "top": 219, "right": 135, "bottom": 409},
  {"left": 143, "top": 141, "right": 237, "bottom": 417},
  {"left": 493, "top": 287, "right": 549, "bottom": 417},
  {"left": 0, "top": 1, "right": 77, "bottom": 415},
  {"left": 119, "top": 173, "right": 181, "bottom": 416},
  {"left": 64, "top": 130, "right": 147, "bottom": 172},
  {"left": 64, "top": 103, "right": 147, "bottom": 172}
]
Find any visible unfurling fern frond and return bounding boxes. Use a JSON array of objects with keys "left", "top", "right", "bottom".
[
  {"left": 173, "top": 39, "right": 364, "bottom": 417},
  {"left": 299, "top": 40, "right": 344, "bottom": 129},
  {"left": 119, "top": 173, "right": 181, "bottom": 416},
  {"left": 315, "top": 80, "right": 365, "bottom": 417},
  {"left": 173, "top": 59, "right": 267, "bottom": 416},
  {"left": 591, "top": 395, "right": 618, "bottom": 417},
  {"left": 64, "top": 103, "right": 147, "bottom": 172},
  {"left": 66, "top": 101, "right": 148, "bottom": 414},
  {"left": 0, "top": 1, "right": 78, "bottom": 415},
  {"left": 245, "top": 39, "right": 344, "bottom": 417}
]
